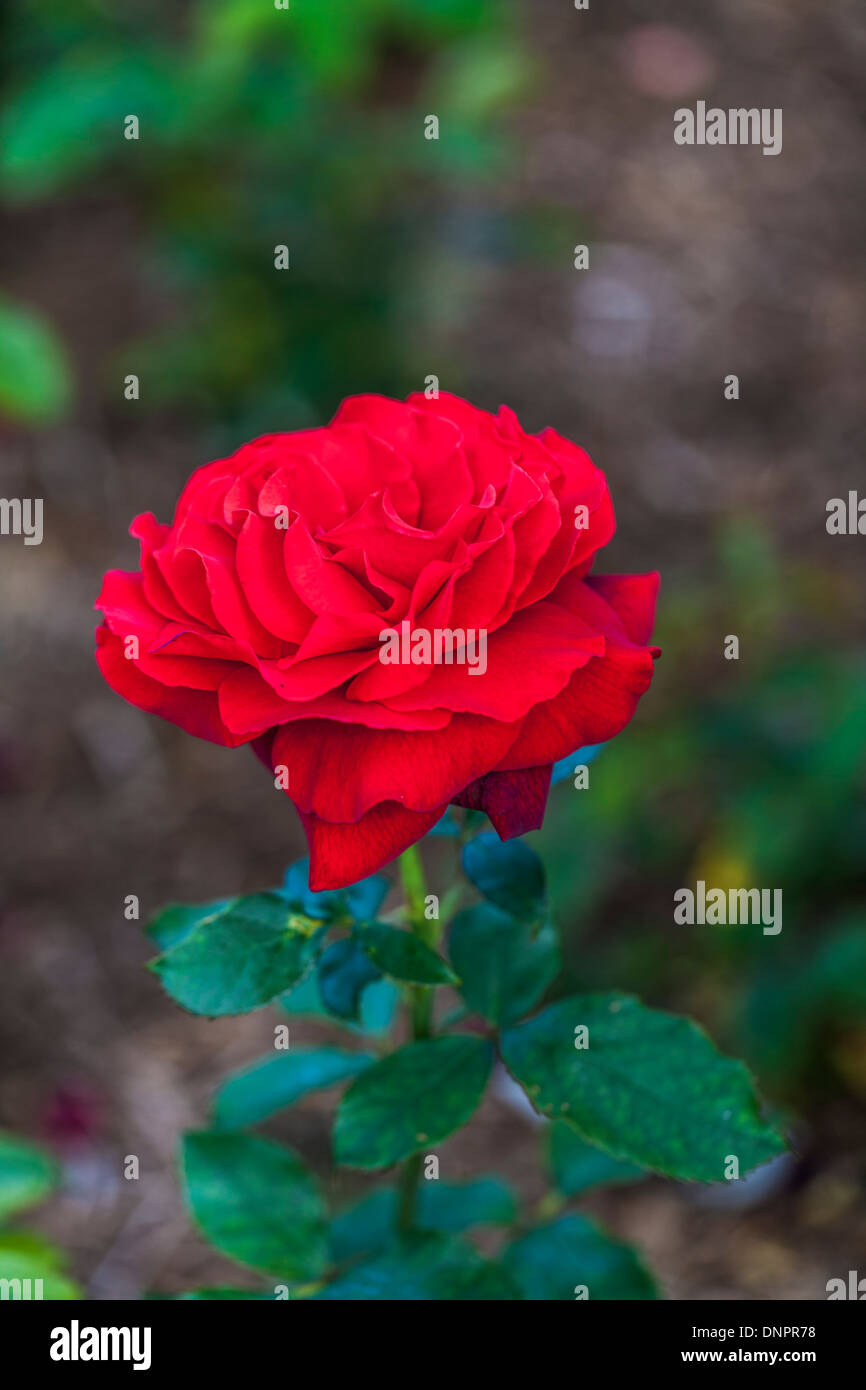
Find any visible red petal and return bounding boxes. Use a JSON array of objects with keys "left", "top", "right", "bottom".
[
  {"left": 380, "top": 602, "right": 604, "bottom": 721},
  {"left": 301, "top": 801, "right": 448, "bottom": 890},
  {"left": 95, "top": 627, "right": 247, "bottom": 746},
  {"left": 453, "top": 763, "right": 552, "bottom": 838},
  {"left": 268, "top": 714, "right": 519, "bottom": 819},
  {"left": 495, "top": 642, "right": 657, "bottom": 771},
  {"left": 585, "top": 571, "right": 660, "bottom": 646}
]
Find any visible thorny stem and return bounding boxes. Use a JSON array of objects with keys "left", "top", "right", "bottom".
[{"left": 395, "top": 842, "right": 439, "bottom": 1231}]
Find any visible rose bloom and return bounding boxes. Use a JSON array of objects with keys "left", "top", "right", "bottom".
[{"left": 96, "top": 393, "right": 659, "bottom": 888}]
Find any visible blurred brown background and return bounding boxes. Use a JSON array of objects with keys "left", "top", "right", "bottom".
[{"left": 1, "top": 0, "right": 864, "bottom": 1298}]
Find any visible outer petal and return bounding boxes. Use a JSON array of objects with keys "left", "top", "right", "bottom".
[
  {"left": 95, "top": 626, "right": 248, "bottom": 747},
  {"left": 453, "top": 764, "right": 553, "bottom": 839},
  {"left": 267, "top": 714, "right": 520, "bottom": 820},
  {"left": 301, "top": 802, "right": 448, "bottom": 890},
  {"left": 494, "top": 642, "right": 658, "bottom": 772},
  {"left": 585, "top": 571, "right": 660, "bottom": 646}
]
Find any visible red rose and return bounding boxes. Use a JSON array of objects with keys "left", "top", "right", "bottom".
[{"left": 95, "top": 393, "right": 659, "bottom": 888}]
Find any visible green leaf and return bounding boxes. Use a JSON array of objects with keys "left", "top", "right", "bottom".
[
  {"left": 0, "top": 298, "right": 70, "bottom": 424},
  {"left": 145, "top": 899, "right": 231, "bottom": 952},
  {"left": 359, "top": 922, "right": 457, "bottom": 985},
  {"left": 329, "top": 1178, "right": 517, "bottom": 1261},
  {"left": 151, "top": 893, "right": 316, "bottom": 1016},
  {"left": 449, "top": 903, "right": 559, "bottom": 1024},
  {"left": 317, "top": 937, "right": 382, "bottom": 1020},
  {"left": 329, "top": 1190, "right": 394, "bottom": 1263},
  {"left": 175, "top": 1288, "right": 272, "bottom": 1300},
  {"left": 334, "top": 1036, "right": 494, "bottom": 1169},
  {"left": 462, "top": 832, "right": 545, "bottom": 919},
  {"left": 548, "top": 1121, "right": 645, "bottom": 1196},
  {"left": 212, "top": 1048, "right": 374, "bottom": 1129},
  {"left": 281, "top": 859, "right": 347, "bottom": 921},
  {"left": 0, "top": 1132, "right": 57, "bottom": 1219},
  {"left": 356, "top": 978, "right": 400, "bottom": 1034},
  {"left": 0, "top": 1230, "right": 63, "bottom": 1267},
  {"left": 0, "top": 51, "right": 175, "bottom": 200},
  {"left": 501, "top": 994, "right": 786, "bottom": 1182},
  {"left": 281, "top": 858, "right": 388, "bottom": 924},
  {"left": 317, "top": 1231, "right": 520, "bottom": 1300},
  {"left": 280, "top": 970, "right": 399, "bottom": 1035},
  {"left": 181, "top": 1132, "right": 327, "bottom": 1281},
  {"left": 346, "top": 876, "right": 391, "bottom": 923},
  {"left": 502, "top": 1215, "right": 659, "bottom": 1300},
  {"left": 0, "top": 1237, "right": 81, "bottom": 1300},
  {"left": 419, "top": 1176, "right": 517, "bottom": 1232}
]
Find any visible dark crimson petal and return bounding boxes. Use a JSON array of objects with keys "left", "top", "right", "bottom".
[{"left": 453, "top": 763, "right": 553, "bottom": 839}]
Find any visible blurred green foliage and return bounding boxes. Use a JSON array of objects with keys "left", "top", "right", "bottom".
[
  {"left": 0, "top": 296, "right": 70, "bottom": 422},
  {"left": 540, "top": 518, "right": 866, "bottom": 1106},
  {"left": 1, "top": 0, "right": 530, "bottom": 436},
  {"left": 0, "top": 1131, "right": 80, "bottom": 1298}
]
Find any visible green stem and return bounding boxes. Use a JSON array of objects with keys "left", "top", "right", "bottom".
[
  {"left": 396, "top": 843, "right": 436, "bottom": 1231},
  {"left": 399, "top": 842, "right": 428, "bottom": 935},
  {"left": 396, "top": 1151, "right": 424, "bottom": 1232}
]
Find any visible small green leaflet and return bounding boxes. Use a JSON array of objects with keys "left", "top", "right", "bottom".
[
  {"left": 317, "top": 1231, "right": 519, "bottom": 1300},
  {"left": 358, "top": 922, "right": 457, "bottom": 985},
  {"left": 0, "top": 1131, "right": 57, "bottom": 1220},
  {"left": 181, "top": 1132, "right": 327, "bottom": 1281},
  {"left": 212, "top": 1048, "right": 374, "bottom": 1130},
  {"left": 502, "top": 1214, "right": 658, "bottom": 1300},
  {"left": 449, "top": 903, "right": 559, "bottom": 1024},
  {"left": 329, "top": 1178, "right": 517, "bottom": 1262},
  {"left": 317, "top": 937, "right": 382, "bottom": 1020},
  {"left": 548, "top": 1120, "right": 644, "bottom": 1196},
  {"left": 334, "top": 1036, "right": 494, "bottom": 1169},
  {"left": 145, "top": 899, "right": 232, "bottom": 952},
  {"left": 281, "top": 858, "right": 389, "bottom": 924},
  {"left": 461, "top": 832, "right": 546, "bottom": 920},
  {"left": 150, "top": 893, "right": 317, "bottom": 1016}
]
